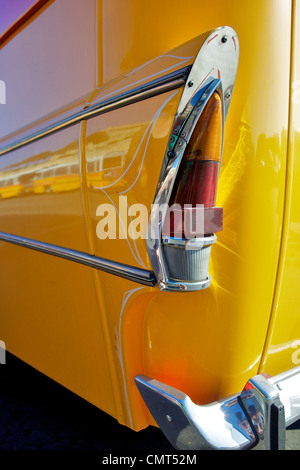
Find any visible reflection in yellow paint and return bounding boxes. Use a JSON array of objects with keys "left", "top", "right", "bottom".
[
  {"left": 0, "top": 140, "right": 80, "bottom": 199},
  {"left": 86, "top": 122, "right": 146, "bottom": 190}
]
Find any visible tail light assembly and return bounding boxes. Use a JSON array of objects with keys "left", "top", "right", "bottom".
[{"left": 147, "top": 26, "right": 239, "bottom": 291}]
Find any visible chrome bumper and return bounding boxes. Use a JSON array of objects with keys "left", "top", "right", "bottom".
[{"left": 135, "top": 365, "right": 300, "bottom": 450}]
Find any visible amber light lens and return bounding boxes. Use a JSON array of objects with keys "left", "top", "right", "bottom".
[
  {"left": 172, "top": 92, "right": 222, "bottom": 206},
  {"left": 168, "top": 91, "right": 223, "bottom": 236}
]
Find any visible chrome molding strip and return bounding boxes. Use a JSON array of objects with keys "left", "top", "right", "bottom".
[
  {"left": 0, "top": 67, "right": 189, "bottom": 157},
  {"left": 0, "top": 232, "right": 156, "bottom": 287}
]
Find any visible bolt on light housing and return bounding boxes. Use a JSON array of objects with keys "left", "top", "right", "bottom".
[{"left": 147, "top": 26, "right": 239, "bottom": 291}]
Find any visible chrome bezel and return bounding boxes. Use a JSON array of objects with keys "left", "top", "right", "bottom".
[
  {"left": 162, "top": 234, "right": 217, "bottom": 250},
  {"left": 146, "top": 26, "right": 239, "bottom": 292}
]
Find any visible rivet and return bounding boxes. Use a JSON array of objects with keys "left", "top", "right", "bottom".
[
  {"left": 169, "top": 136, "right": 175, "bottom": 143},
  {"left": 225, "top": 91, "right": 231, "bottom": 99},
  {"left": 167, "top": 150, "right": 176, "bottom": 158},
  {"left": 221, "top": 35, "right": 228, "bottom": 43},
  {"left": 188, "top": 80, "right": 194, "bottom": 88},
  {"left": 177, "top": 140, "right": 183, "bottom": 147},
  {"left": 166, "top": 414, "right": 173, "bottom": 422}
]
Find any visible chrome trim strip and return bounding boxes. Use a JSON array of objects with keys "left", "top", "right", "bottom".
[
  {"left": 0, "top": 67, "right": 189, "bottom": 157},
  {"left": 135, "top": 365, "right": 300, "bottom": 450},
  {"left": 0, "top": 231, "right": 156, "bottom": 287}
]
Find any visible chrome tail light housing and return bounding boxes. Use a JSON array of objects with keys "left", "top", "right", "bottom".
[{"left": 146, "top": 26, "right": 239, "bottom": 291}]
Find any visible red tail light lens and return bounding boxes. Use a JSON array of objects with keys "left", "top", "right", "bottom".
[
  {"left": 168, "top": 91, "right": 223, "bottom": 237},
  {"left": 172, "top": 160, "right": 220, "bottom": 207}
]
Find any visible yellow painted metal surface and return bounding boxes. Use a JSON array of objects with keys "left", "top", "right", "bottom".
[
  {"left": 0, "top": 124, "right": 117, "bottom": 418},
  {"left": 0, "top": 0, "right": 118, "bottom": 422},
  {"left": 97, "top": 0, "right": 292, "bottom": 429},
  {"left": 0, "top": 0, "right": 298, "bottom": 435},
  {"left": 259, "top": 0, "right": 300, "bottom": 375}
]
